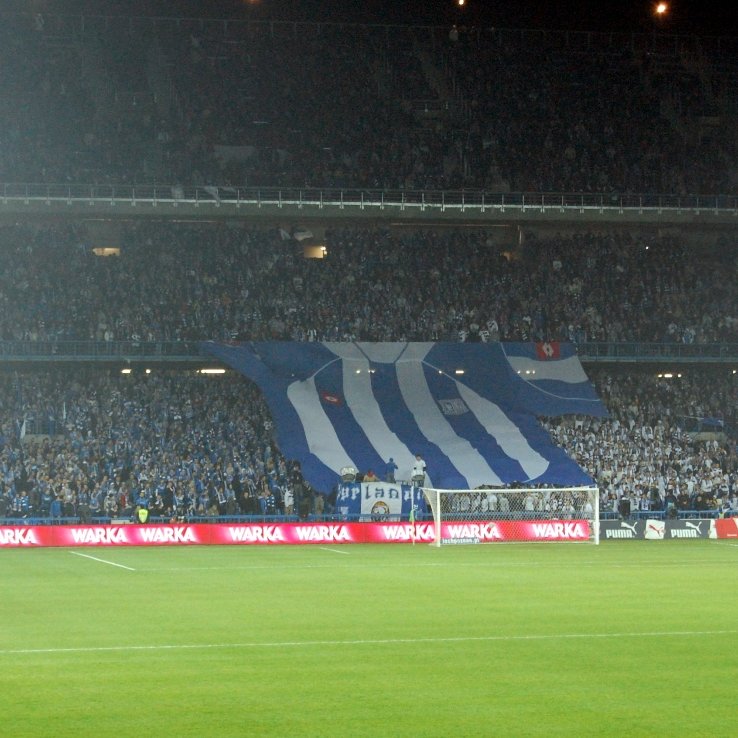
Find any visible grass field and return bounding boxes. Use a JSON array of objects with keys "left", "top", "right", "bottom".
[{"left": 1, "top": 540, "right": 737, "bottom": 737}]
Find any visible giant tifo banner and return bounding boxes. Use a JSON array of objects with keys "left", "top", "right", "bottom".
[
  {"left": 202, "top": 341, "right": 606, "bottom": 492},
  {"left": 0, "top": 521, "right": 593, "bottom": 547}
]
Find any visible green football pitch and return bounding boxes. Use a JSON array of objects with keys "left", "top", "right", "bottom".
[{"left": 1, "top": 541, "right": 737, "bottom": 737}]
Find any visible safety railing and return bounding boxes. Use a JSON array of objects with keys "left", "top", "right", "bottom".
[
  {"left": 0, "top": 340, "right": 736, "bottom": 362},
  {"left": 4, "top": 182, "right": 738, "bottom": 215},
  {"left": 0, "top": 340, "right": 201, "bottom": 360},
  {"left": 576, "top": 342, "right": 738, "bottom": 361},
  {"left": 1, "top": 509, "right": 732, "bottom": 527}
]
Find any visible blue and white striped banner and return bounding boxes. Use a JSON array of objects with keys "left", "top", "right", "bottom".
[{"left": 203, "top": 341, "right": 606, "bottom": 492}]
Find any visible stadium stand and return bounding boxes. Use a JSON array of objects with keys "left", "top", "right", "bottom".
[
  {"left": 0, "top": 223, "right": 736, "bottom": 344},
  {"left": 543, "top": 368, "right": 737, "bottom": 519},
  {"left": 0, "top": 12, "right": 736, "bottom": 523},
  {"left": 2, "top": 14, "right": 738, "bottom": 192},
  {"left": 0, "top": 367, "right": 734, "bottom": 522},
  {"left": 0, "top": 370, "right": 305, "bottom": 522}
]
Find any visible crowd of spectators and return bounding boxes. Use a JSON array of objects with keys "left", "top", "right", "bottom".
[
  {"left": 0, "top": 370, "right": 314, "bottom": 522},
  {"left": 1, "top": 222, "right": 736, "bottom": 345},
  {"left": 0, "top": 367, "right": 734, "bottom": 522},
  {"left": 1, "top": 13, "right": 737, "bottom": 194},
  {"left": 543, "top": 368, "right": 738, "bottom": 518},
  {"left": 445, "top": 30, "right": 735, "bottom": 194},
  {"left": 0, "top": 12, "right": 737, "bottom": 525}
]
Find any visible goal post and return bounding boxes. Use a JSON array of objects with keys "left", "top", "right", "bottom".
[{"left": 421, "top": 486, "right": 600, "bottom": 546}]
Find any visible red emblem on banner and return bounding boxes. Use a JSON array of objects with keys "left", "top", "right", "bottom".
[
  {"left": 535, "top": 341, "right": 560, "bottom": 360},
  {"left": 320, "top": 390, "right": 343, "bottom": 406}
]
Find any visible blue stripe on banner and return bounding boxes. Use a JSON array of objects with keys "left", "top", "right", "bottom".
[
  {"left": 517, "top": 413, "right": 594, "bottom": 485},
  {"left": 369, "top": 358, "right": 460, "bottom": 489},
  {"left": 401, "top": 361, "right": 502, "bottom": 488},
  {"left": 425, "top": 342, "right": 517, "bottom": 411},
  {"left": 256, "top": 341, "right": 338, "bottom": 381},
  {"left": 422, "top": 365, "right": 528, "bottom": 485},
  {"left": 514, "top": 378, "right": 604, "bottom": 404},
  {"left": 204, "top": 342, "right": 340, "bottom": 490},
  {"left": 326, "top": 344, "right": 416, "bottom": 479},
  {"left": 307, "top": 357, "right": 386, "bottom": 477}
]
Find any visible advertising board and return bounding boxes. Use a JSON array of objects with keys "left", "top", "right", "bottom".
[{"left": 0, "top": 519, "right": 592, "bottom": 548}]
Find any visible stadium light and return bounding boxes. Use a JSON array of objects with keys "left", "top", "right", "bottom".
[
  {"left": 120, "top": 368, "right": 132, "bottom": 374},
  {"left": 654, "top": 2, "right": 668, "bottom": 16},
  {"left": 199, "top": 368, "right": 226, "bottom": 374}
]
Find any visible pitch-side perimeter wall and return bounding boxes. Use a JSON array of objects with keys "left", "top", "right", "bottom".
[
  {"left": 600, "top": 518, "right": 737, "bottom": 540},
  {"left": 1, "top": 518, "right": 736, "bottom": 547},
  {"left": 0, "top": 520, "right": 591, "bottom": 547}
]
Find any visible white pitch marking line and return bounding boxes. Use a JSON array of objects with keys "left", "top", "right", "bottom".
[
  {"left": 69, "top": 551, "right": 135, "bottom": 571},
  {"left": 2, "top": 629, "right": 737, "bottom": 657},
  {"left": 318, "top": 547, "right": 350, "bottom": 555}
]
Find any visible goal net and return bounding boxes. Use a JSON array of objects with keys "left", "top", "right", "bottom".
[{"left": 421, "top": 486, "right": 600, "bottom": 546}]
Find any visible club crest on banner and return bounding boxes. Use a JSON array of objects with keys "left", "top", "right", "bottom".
[{"left": 438, "top": 398, "right": 469, "bottom": 416}]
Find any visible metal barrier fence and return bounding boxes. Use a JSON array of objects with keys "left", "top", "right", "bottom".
[
  {"left": 4, "top": 182, "right": 738, "bottom": 214},
  {"left": 0, "top": 340, "right": 736, "bottom": 362},
  {"left": 576, "top": 342, "right": 738, "bottom": 361},
  {"left": 0, "top": 340, "right": 202, "bottom": 361},
  {"left": 2, "top": 510, "right": 731, "bottom": 527}
]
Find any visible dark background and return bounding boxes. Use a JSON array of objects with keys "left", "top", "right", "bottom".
[{"left": 13, "top": 0, "right": 738, "bottom": 35}]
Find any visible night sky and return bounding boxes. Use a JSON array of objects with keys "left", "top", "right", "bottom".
[{"left": 14, "top": 0, "right": 738, "bottom": 35}]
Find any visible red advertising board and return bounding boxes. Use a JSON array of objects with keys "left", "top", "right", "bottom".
[
  {"left": 0, "top": 520, "right": 592, "bottom": 548},
  {"left": 715, "top": 518, "right": 738, "bottom": 539}
]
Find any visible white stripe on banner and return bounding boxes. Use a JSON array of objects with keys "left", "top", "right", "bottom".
[
  {"left": 506, "top": 354, "right": 588, "bottom": 383},
  {"left": 455, "top": 382, "right": 548, "bottom": 482},
  {"left": 287, "top": 374, "right": 350, "bottom": 473},
  {"left": 329, "top": 344, "right": 414, "bottom": 473},
  {"left": 353, "top": 342, "right": 409, "bottom": 363},
  {"left": 396, "top": 344, "right": 499, "bottom": 488}
]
